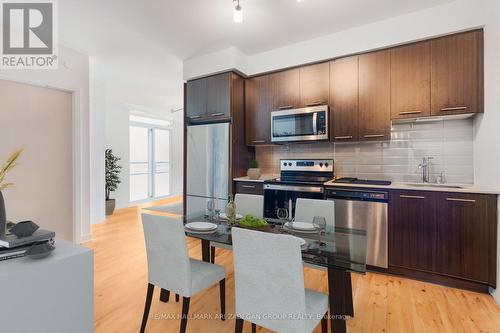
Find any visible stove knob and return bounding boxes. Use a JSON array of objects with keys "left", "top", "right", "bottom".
[
  {"left": 325, "top": 163, "right": 329, "bottom": 167},
  {"left": 319, "top": 163, "right": 323, "bottom": 167},
  {"left": 288, "top": 163, "right": 293, "bottom": 166},
  {"left": 283, "top": 162, "right": 287, "bottom": 167}
]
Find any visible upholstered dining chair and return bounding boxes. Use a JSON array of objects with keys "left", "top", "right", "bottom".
[
  {"left": 294, "top": 198, "right": 335, "bottom": 229},
  {"left": 211, "top": 193, "right": 264, "bottom": 263},
  {"left": 235, "top": 193, "right": 264, "bottom": 218},
  {"left": 140, "top": 213, "right": 226, "bottom": 333},
  {"left": 232, "top": 227, "right": 329, "bottom": 333}
]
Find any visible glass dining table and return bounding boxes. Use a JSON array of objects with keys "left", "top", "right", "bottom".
[{"left": 182, "top": 217, "right": 366, "bottom": 333}]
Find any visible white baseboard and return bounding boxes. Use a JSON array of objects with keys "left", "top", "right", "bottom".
[{"left": 78, "top": 233, "right": 93, "bottom": 244}]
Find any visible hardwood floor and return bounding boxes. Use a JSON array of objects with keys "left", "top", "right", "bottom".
[{"left": 84, "top": 197, "right": 500, "bottom": 333}]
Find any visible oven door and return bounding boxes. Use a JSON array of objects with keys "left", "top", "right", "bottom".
[
  {"left": 271, "top": 106, "right": 328, "bottom": 143},
  {"left": 263, "top": 183, "right": 325, "bottom": 221}
]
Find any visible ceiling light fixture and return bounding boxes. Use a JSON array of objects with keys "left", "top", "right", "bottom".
[{"left": 233, "top": 0, "right": 243, "bottom": 23}]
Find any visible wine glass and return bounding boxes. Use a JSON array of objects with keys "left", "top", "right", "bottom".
[
  {"left": 277, "top": 208, "right": 289, "bottom": 230},
  {"left": 214, "top": 200, "right": 221, "bottom": 223},
  {"left": 207, "top": 200, "right": 215, "bottom": 221},
  {"left": 313, "top": 216, "right": 327, "bottom": 246}
]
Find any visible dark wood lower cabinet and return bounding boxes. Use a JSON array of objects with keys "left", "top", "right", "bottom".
[
  {"left": 389, "top": 191, "right": 436, "bottom": 272},
  {"left": 434, "top": 193, "right": 496, "bottom": 284},
  {"left": 388, "top": 190, "right": 497, "bottom": 291}
]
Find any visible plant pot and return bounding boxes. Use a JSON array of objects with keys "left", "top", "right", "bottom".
[
  {"left": 0, "top": 191, "right": 5, "bottom": 238},
  {"left": 247, "top": 168, "right": 261, "bottom": 180},
  {"left": 105, "top": 199, "right": 116, "bottom": 216}
]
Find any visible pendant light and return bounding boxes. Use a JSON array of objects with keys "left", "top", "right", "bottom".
[{"left": 233, "top": 0, "right": 243, "bottom": 23}]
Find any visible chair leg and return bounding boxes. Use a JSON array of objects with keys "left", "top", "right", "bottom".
[
  {"left": 252, "top": 323, "right": 257, "bottom": 333},
  {"left": 180, "top": 297, "right": 190, "bottom": 333},
  {"left": 321, "top": 312, "right": 328, "bottom": 333},
  {"left": 219, "top": 279, "right": 226, "bottom": 321},
  {"left": 140, "top": 283, "right": 154, "bottom": 333},
  {"left": 210, "top": 246, "right": 215, "bottom": 264},
  {"left": 235, "top": 317, "right": 244, "bottom": 333},
  {"left": 159, "top": 288, "right": 170, "bottom": 303},
  {"left": 176, "top": 293, "right": 180, "bottom": 302}
]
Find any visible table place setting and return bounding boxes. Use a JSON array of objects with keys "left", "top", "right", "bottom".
[{"left": 184, "top": 222, "right": 219, "bottom": 234}]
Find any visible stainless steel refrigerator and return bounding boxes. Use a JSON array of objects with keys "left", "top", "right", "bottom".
[{"left": 186, "top": 122, "right": 230, "bottom": 219}]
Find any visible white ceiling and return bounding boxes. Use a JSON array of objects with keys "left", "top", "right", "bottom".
[{"left": 59, "top": 0, "right": 453, "bottom": 60}]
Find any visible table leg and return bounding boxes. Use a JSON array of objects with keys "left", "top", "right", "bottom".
[
  {"left": 327, "top": 267, "right": 353, "bottom": 333},
  {"left": 201, "top": 239, "right": 211, "bottom": 262}
]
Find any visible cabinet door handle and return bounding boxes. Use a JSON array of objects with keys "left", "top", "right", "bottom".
[
  {"left": 210, "top": 113, "right": 225, "bottom": 117},
  {"left": 400, "top": 195, "right": 425, "bottom": 199},
  {"left": 399, "top": 110, "right": 422, "bottom": 115},
  {"left": 252, "top": 140, "right": 266, "bottom": 144},
  {"left": 306, "top": 101, "right": 326, "bottom": 107},
  {"left": 241, "top": 185, "right": 256, "bottom": 189},
  {"left": 335, "top": 136, "right": 353, "bottom": 140},
  {"left": 446, "top": 197, "right": 476, "bottom": 203},
  {"left": 278, "top": 105, "right": 294, "bottom": 110},
  {"left": 363, "top": 134, "right": 385, "bottom": 138},
  {"left": 440, "top": 106, "right": 468, "bottom": 112},
  {"left": 189, "top": 115, "right": 201, "bottom": 119}
]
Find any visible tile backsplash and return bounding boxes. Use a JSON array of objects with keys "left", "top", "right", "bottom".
[{"left": 256, "top": 119, "right": 474, "bottom": 184}]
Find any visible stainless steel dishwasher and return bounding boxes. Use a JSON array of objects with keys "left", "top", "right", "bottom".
[{"left": 326, "top": 187, "right": 388, "bottom": 268}]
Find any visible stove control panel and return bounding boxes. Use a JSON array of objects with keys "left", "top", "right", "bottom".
[{"left": 280, "top": 159, "right": 334, "bottom": 172}]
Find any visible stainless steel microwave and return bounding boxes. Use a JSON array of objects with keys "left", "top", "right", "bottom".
[{"left": 271, "top": 105, "right": 329, "bottom": 143}]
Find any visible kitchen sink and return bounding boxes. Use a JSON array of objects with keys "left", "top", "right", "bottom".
[{"left": 403, "top": 183, "right": 466, "bottom": 189}]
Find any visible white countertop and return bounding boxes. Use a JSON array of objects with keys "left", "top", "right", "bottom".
[
  {"left": 324, "top": 180, "right": 500, "bottom": 195},
  {"left": 234, "top": 174, "right": 279, "bottom": 183}
]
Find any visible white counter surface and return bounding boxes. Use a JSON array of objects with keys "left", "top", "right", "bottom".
[
  {"left": 234, "top": 174, "right": 279, "bottom": 183},
  {"left": 0, "top": 238, "right": 93, "bottom": 332},
  {"left": 324, "top": 181, "right": 500, "bottom": 195}
]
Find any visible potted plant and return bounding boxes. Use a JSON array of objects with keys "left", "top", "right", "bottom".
[
  {"left": 247, "top": 159, "right": 261, "bottom": 180},
  {"left": 0, "top": 148, "right": 24, "bottom": 237},
  {"left": 105, "top": 149, "right": 122, "bottom": 215}
]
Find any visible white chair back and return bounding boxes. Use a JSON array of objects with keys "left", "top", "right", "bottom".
[
  {"left": 232, "top": 228, "right": 307, "bottom": 333},
  {"left": 294, "top": 198, "right": 335, "bottom": 229},
  {"left": 141, "top": 213, "right": 191, "bottom": 296},
  {"left": 235, "top": 193, "right": 264, "bottom": 218}
]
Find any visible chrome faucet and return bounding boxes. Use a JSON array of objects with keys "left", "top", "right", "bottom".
[{"left": 418, "top": 157, "right": 433, "bottom": 183}]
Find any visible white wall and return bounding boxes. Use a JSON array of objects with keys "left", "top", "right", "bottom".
[
  {"left": 0, "top": 45, "right": 91, "bottom": 243},
  {"left": 0, "top": 80, "right": 73, "bottom": 240},
  {"left": 92, "top": 39, "right": 184, "bottom": 212},
  {"left": 183, "top": 0, "right": 500, "bottom": 303}
]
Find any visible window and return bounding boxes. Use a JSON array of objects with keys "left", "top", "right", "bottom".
[{"left": 129, "top": 115, "right": 171, "bottom": 202}]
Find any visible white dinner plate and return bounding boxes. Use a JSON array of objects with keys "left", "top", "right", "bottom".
[
  {"left": 185, "top": 222, "right": 218, "bottom": 231},
  {"left": 219, "top": 213, "right": 243, "bottom": 220},
  {"left": 285, "top": 222, "right": 317, "bottom": 232},
  {"left": 184, "top": 228, "right": 218, "bottom": 235}
]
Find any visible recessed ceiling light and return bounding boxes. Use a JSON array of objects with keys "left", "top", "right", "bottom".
[{"left": 233, "top": 0, "right": 243, "bottom": 23}]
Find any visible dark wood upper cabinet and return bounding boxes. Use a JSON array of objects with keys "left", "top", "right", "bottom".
[
  {"left": 270, "top": 68, "right": 300, "bottom": 111},
  {"left": 330, "top": 56, "right": 359, "bottom": 142},
  {"left": 358, "top": 50, "right": 391, "bottom": 141},
  {"left": 431, "top": 30, "right": 484, "bottom": 115},
  {"left": 245, "top": 75, "right": 271, "bottom": 145},
  {"left": 389, "top": 191, "right": 436, "bottom": 272},
  {"left": 299, "top": 62, "right": 330, "bottom": 107},
  {"left": 186, "top": 78, "right": 207, "bottom": 121},
  {"left": 206, "top": 73, "right": 231, "bottom": 119},
  {"left": 434, "top": 193, "right": 496, "bottom": 284},
  {"left": 391, "top": 41, "right": 431, "bottom": 119}
]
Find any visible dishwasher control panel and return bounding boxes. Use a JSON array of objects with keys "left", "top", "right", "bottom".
[{"left": 326, "top": 188, "right": 388, "bottom": 202}]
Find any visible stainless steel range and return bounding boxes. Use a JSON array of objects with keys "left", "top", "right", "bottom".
[{"left": 263, "top": 159, "right": 334, "bottom": 221}]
